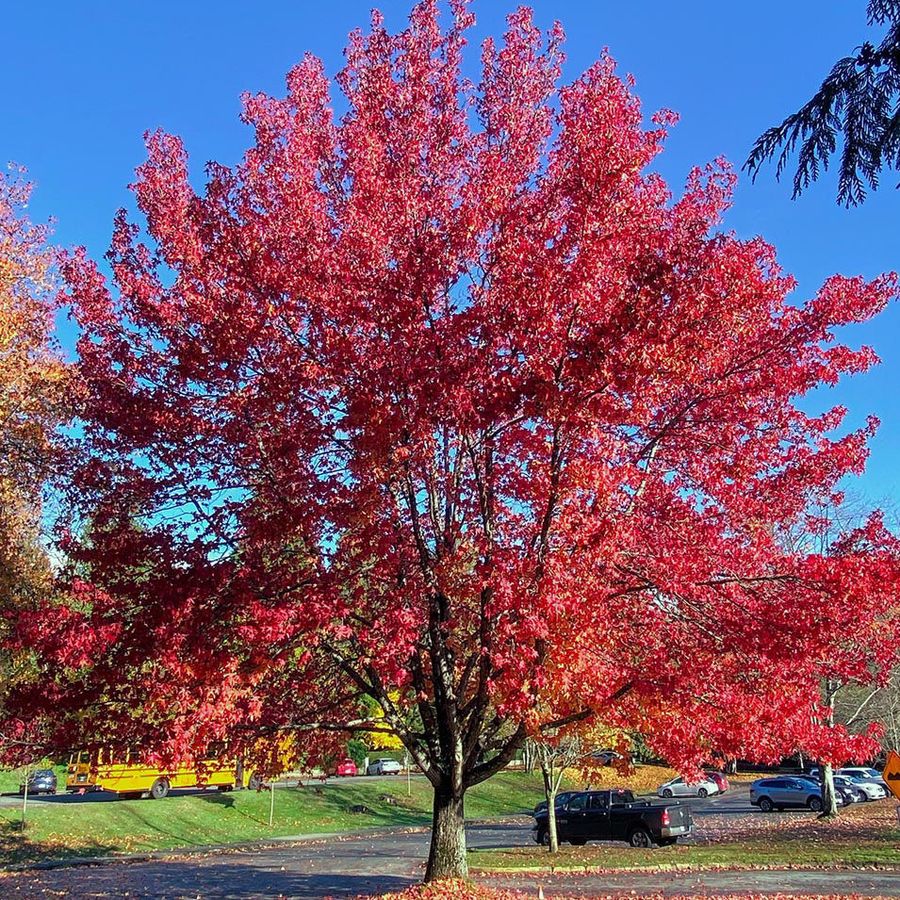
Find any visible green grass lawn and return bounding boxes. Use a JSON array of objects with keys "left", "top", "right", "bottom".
[
  {"left": 470, "top": 815, "right": 900, "bottom": 873},
  {"left": 0, "top": 770, "right": 546, "bottom": 866}
]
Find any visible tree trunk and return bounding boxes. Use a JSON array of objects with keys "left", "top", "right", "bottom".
[
  {"left": 818, "top": 680, "right": 839, "bottom": 819},
  {"left": 819, "top": 761, "right": 839, "bottom": 819},
  {"left": 547, "top": 793, "right": 559, "bottom": 853},
  {"left": 541, "top": 766, "right": 560, "bottom": 853},
  {"left": 425, "top": 783, "right": 467, "bottom": 881}
]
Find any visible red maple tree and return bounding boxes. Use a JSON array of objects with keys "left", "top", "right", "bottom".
[{"left": 7, "top": 2, "right": 900, "bottom": 880}]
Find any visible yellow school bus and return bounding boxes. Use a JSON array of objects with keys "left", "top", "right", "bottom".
[{"left": 66, "top": 749, "right": 252, "bottom": 799}]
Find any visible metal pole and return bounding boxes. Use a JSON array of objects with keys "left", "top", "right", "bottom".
[
  {"left": 269, "top": 777, "right": 275, "bottom": 827},
  {"left": 21, "top": 767, "right": 29, "bottom": 829}
]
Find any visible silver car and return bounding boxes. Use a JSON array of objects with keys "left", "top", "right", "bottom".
[
  {"left": 810, "top": 766, "right": 889, "bottom": 796},
  {"left": 750, "top": 776, "right": 844, "bottom": 812},
  {"left": 657, "top": 775, "right": 719, "bottom": 798},
  {"left": 837, "top": 768, "right": 888, "bottom": 797}
]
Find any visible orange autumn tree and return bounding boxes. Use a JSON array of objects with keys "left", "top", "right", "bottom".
[{"left": 0, "top": 168, "right": 65, "bottom": 648}]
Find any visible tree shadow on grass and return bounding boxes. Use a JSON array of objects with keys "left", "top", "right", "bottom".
[
  {"left": 0, "top": 820, "right": 119, "bottom": 867},
  {"left": 195, "top": 784, "right": 432, "bottom": 832},
  {"left": 195, "top": 790, "right": 271, "bottom": 826}
]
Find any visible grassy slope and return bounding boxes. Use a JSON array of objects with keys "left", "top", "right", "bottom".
[{"left": 0, "top": 770, "right": 547, "bottom": 866}]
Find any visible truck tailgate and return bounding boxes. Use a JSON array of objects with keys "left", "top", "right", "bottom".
[{"left": 667, "top": 803, "right": 693, "bottom": 829}]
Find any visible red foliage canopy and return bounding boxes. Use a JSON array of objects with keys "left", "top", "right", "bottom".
[{"left": 5, "top": 0, "right": 899, "bottom": 878}]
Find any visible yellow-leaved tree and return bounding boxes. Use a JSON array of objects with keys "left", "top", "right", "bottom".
[{"left": 362, "top": 693, "right": 405, "bottom": 752}]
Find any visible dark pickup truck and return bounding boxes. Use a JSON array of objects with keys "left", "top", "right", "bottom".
[{"left": 532, "top": 789, "right": 693, "bottom": 848}]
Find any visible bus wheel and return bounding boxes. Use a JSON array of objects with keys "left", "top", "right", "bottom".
[{"left": 150, "top": 778, "right": 170, "bottom": 800}]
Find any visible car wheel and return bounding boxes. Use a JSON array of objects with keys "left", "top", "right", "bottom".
[
  {"left": 150, "top": 778, "right": 170, "bottom": 800},
  {"left": 758, "top": 796, "right": 774, "bottom": 812},
  {"left": 662, "top": 788, "right": 673, "bottom": 798},
  {"left": 697, "top": 787, "right": 708, "bottom": 798},
  {"left": 808, "top": 796, "right": 823, "bottom": 812},
  {"left": 538, "top": 828, "right": 550, "bottom": 847},
  {"left": 628, "top": 827, "right": 653, "bottom": 849}
]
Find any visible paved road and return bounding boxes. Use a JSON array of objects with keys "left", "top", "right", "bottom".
[{"left": 3, "top": 788, "right": 898, "bottom": 898}]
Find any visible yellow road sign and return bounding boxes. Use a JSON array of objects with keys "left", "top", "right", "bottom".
[{"left": 884, "top": 750, "right": 900, "bottom": 801}]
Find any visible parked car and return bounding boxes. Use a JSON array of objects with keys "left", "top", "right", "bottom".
[
  {"left": 704, "top": 771, "right": 729, "bottom": 793},
  {"left": 366, "top": 758, "right": 402, "bottom": 776},
  {"left": 18, "top": 769, "right": 57, "bottom": 795},
  {"left": 657, "top": 775, "right": 719, "bottom": 799},
  {"left": 591, "top": 749, "right": 624, "bottom": 766},
  {"left": 832, "top": 775, "right": 866, "bottom": 803},
  {"left": 533, "top": 789, "right": 693, "bottom": 848},
  {"left": 797, "top": 772, "right": 883, "bottom": 802},
  {"left": 839, "top": 766, "right": 882, "bottom": 779},
  {"left": 842, "top": 774, "right": 887, "bottom": 800},
  {"left": 750, "top": 776, "right": 844, "bottom": 812},
  {"left": 808, "top": 765, "right": 885, "bottom": 788},
  {"left": 837, "top": 766, "right": 888, "bottom": 789},
  {"left": 533, "top": 789, "right": 578, "bottom": 816},
  {"left": 333, "top": 758, "right": 358, "bottom": 777}
]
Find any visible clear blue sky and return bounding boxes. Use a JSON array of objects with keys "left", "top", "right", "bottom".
[{"left": 3, "top": 1, "right": 897, "bottom": 504}]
